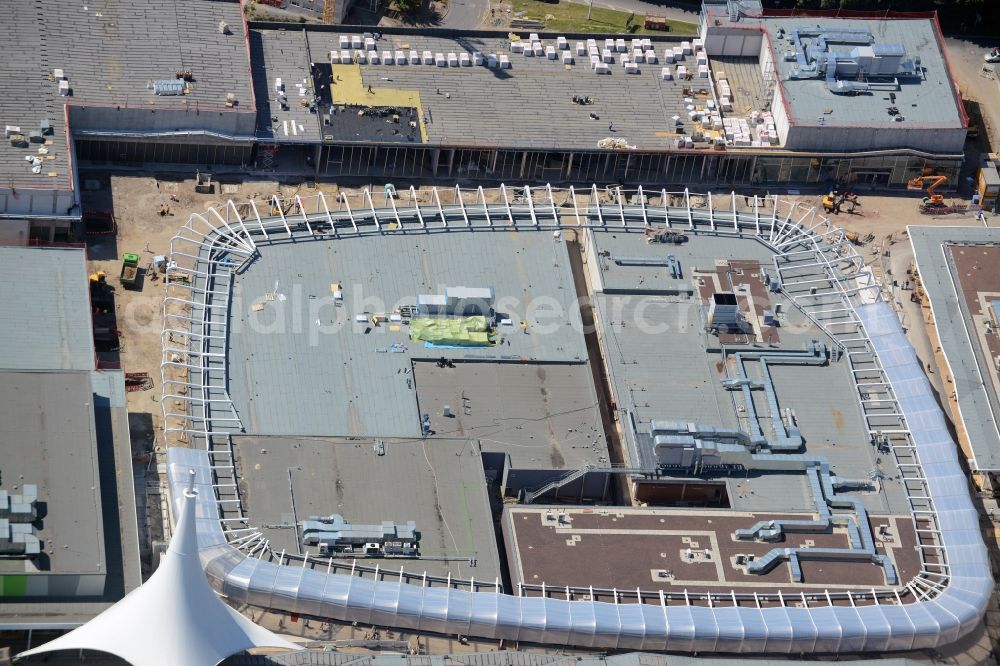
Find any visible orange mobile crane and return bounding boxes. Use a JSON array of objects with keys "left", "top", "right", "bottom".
[{"left": 906, "top": 175, "right": 967, "bottom": 214}]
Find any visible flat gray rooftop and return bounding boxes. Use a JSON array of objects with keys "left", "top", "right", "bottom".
[
  {"left": 299, "top": 30, "right": 702, "bottom": 151},
  {"left": 0, "top": 0, "right": 252, "bottom": 190},
  {"left": 0, "top": 247, "right": 94, "bottom": 372},
  {"left": 233, "top": 436, "right": 500, "bottom": 581},
  {"left": 910, "top": 225, "right": 1000, "bottom": 471},
  {"left": 251, "top": 29, "right": 320, "bottom": 143},
  {"left": 0, "top": 371, "right": 104, "bottom": 577},
  {"left": 416, "top": 362, "right": 608, "bottom": 469},
  {"left": 228, "top": 233, "right": 586, "bottom": 438},
  {"left": 591, "top": 230, "right": 908, "bottom": 515},
  {"left": 763, "top": 17, "right": 962, "bottom": 128}
]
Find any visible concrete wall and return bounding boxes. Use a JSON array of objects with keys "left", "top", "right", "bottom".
[
  {"left": 0, "top": 219, "right": 30, "bottom": 245},
  {"left": 0, "top": 571, "right": 105, "bottom": 598},
  {"left": 772, "top": 84, "right": 790, "bottom": 146},
  {"left": 703, "top": 28, "right": 762, "bottom": 58},
  {"left": 69, "top": 106, "right": 256, "bottom": 139},
  {"left": 783, "top": 124, "right": 966, "bottom": 154},
  {"left": 0, "top": 187, "right": 78, "bottom": 218}
]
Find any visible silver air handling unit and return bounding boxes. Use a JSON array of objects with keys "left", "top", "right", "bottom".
[
  {"left": 707, "top": 291, "right": 741, "bottom": 330},
  {"left": 784, "top": 27, "right": 918, "bottom": 95},
  {"left": 301, "top": 514, "right": 419, "bottom": 556},
  {"left": 0, "top": 485, "right": 40, "bottom": 556}
]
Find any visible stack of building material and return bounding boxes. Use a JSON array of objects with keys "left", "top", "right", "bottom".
[{"left": 717, "top": 75, "right": 733, "bottom": 111}]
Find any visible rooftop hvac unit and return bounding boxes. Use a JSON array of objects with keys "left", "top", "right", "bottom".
[{"left": 707, "top": 292, "right": 740, "bottom": 329}]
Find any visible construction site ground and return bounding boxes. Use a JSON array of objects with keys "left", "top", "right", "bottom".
[{"left": 80, "top": 173, "right": 998, "bottom": 660}]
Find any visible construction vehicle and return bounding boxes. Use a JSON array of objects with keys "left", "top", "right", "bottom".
[
  {"left": 644, "top": 227, "right": 688, "bottom": 244},
  {"left": 822, "top": 190, "right": 859, "bottom": 215},
  {"left": 120, "top": 253, "right": 140, "bottom": 289},
  {"left": 906, "top": 175, "right": 968, "bottom": 214},
  {"left": 89, "top": 270, "right": 107, "bottom": 285}
]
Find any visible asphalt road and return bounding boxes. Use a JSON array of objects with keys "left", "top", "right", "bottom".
[
  {"left": 943, "top": 36, "right": 1000, "bottom": 148},
  {"left": 441, "top": 0, "right": 488, "bottom": 28}
]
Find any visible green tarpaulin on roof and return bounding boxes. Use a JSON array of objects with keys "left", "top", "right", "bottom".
[{"left": 409, "top": 317, "right": 496, "bottom": 346}]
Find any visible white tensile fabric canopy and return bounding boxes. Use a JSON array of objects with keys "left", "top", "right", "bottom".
[{"left": 18, "top": 472, "right": 300, "bottom": 666}]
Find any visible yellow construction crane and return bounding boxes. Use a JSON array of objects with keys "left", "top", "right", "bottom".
[{"left": 323, "top": 0, "right": 336, "bottom": 23}]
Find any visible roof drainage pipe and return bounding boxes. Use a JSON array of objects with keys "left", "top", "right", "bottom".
[
  {"left": 720, "top": 341, "right": 828, "bottom": 450},
  {"left": 736, "top": 462, "right": 895, "bottom": 584}
]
